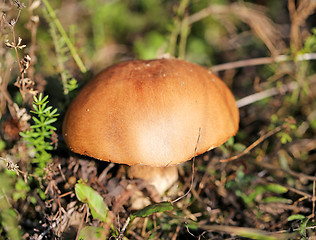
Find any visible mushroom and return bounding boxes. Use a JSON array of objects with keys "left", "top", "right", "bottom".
[{"left": 62, "top": 58, "right": 239, "bottom": 199}]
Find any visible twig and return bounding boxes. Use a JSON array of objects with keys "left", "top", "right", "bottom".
[
  {"left": 185, "top": 221, "right": 197, "bottom": 238},
  {"left": 11, "top": 26, "right": 23, "bottom": 74},
  {"left": 275, "top": 225, "right": 316, "bottom": 235},
  {"left": 236, "top": 74, "right": 316, "bottom": 108},
  {"left": 256, "top": 161, "right": 316, "bottom": 182},
  {"left": 2, "top": 10, "right": 24, "bottom": 76},
  {"left": 312, "top": 178, "right": 316, "bottom": 221},
  {"left": 75, "top": 204, "right": 87, "bottom": 240},
  {"left": 117, "top": 216, "right": 130, "bottom": 239},
  {"left": 211, "top": 53, "right": 316, "bottom": 72},
  {"left": 236, "top": 81, "right": 297, "bottom": 108},
  {"left": 284, "top": 184, "right": 311, "bottom": 199},
  {"left": 37, "top": 225, "right": 52, "bottom": 240},
  {"left": 220, "top": 125, "right": 284, "bottom": 162},
  {"left": 171, "top": 128, "right": 201, "bottom": 204},
  {"left": 212, "top": 56, "right": 281, "bottom": 72},
  {"left": 98, "top": 163, "right": 115, "bottom": 183},
  {"left": 46, "top": 191, "right": 73, "bottom": 204},
  {"left": 288, "top": 0, "right": 316, "bottom": 52},
  {"left": 188, "top": 2, "right": 286, "bottom": 55},
  {"left": 171, "top": 223, "right": 181, "bottom": 240}
]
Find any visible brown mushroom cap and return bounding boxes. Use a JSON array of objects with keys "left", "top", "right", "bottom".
[{"left": 62, "top": 58, "right": 239, "bottom": 167}]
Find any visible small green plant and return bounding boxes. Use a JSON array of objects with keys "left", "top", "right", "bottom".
[
  {"left": 42, "top": 0, "right": 87, "bottom": 74},
  {"left": 226, "top": 167, "right": 290, "bottom": 209},
  {"left": 75, "top": 183, "right": 109, "bottom": 222},
  {"left": 75, "top": 183, "right": 110, "bottom": 239},
  {"left": 269, "top": 115, "right": 297, "bottom": 144},
  {"left": 287, "top": 214, "right": 315, "bottom": 239},
  {"left": 299, "top": 28, "right": 316, "bottom": 54},
  {"left": 75, "top": 182, "right": 175, "bottom": 239},
  {"left": 220, "top": 136, "right": 246, "bottom": 156},
  {"left": 43, "top": 6, "right": 79, "bottom": 96},
  {"left": 20, "top": 93, "right": 59, "bottom": 175},
  {"left": 0, "top": 171, "right": 21, "bottom": 240}
]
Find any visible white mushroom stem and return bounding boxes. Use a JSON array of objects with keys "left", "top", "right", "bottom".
[{"left": 127, "top": 165, "right": 178, "bottom": 195}]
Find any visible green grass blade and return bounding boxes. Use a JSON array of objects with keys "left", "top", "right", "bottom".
[{"left": 42, "top": 0, "right": 87, "bottom": 73}]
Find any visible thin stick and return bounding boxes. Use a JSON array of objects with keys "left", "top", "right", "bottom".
[
  {"left": 236, "top": 81, "right": 298, "bottom": 108},
  {"left": 75, "top": 204, "right": 87, "bottom": 240},
  {"left": 185, "top": 221, "right": 197, "bottom": 238},
  {"left": 312, "top": 178, "right": 316, "bottom": 221},
  {"left": 2, "top": 11, "right": 23, "bottom": 75},
  {"left": 98, "top": 163, "right": 115, "bottom": 182},
  {"left": 211, "top": 53, "right": 316, "bottom": 72},
  {"left": 172, "top": 128, "right": 201, "bottom": 204},
  {"left": 256, "top": 161, "right": 316, "bottom": 182},
  {"left": 46, "top": 191, "right": 73, "bottom": 204},
  {"left": 11, "top": 26, "right": 23, "bottom": 74},
  {"left": 118, "top": 216, "right": 131, "bottom": 238},
  {"left": 220, "top": 125, "right": 283, "bottom": 162},
  {"left": 171, "top": 224, "right": 181, "bottom": 240}
]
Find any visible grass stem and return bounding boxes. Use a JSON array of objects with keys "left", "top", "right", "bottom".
[{"left": 42, "top": 0, "right": 87, "bottom": 73}]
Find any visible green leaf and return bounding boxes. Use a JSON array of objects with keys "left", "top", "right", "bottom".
[
  {"left": 32, "top": 116, "right": 42, "bottom": 125},
  {"left": 299, "top": 217, "right": 309, "bottom": 237},
  {"left": 42, "top": 106, "right": 52, "bottom": 113},
  {"left": 50, "top": 108, "right": 59, "bottom": 116},
  {"left": 1, "top": 209, "right": 21, "bottom": 239},
  {"left": 78, "top": 226, "right": 106, "bottom": 240},
  {"left": 44, "top": 118, "right": 58, "bottom": 125},
  {"left": 233, "top": 143, "right": 246, "bottom": 152},
  {"left": 41, "top": 101, "right": 48, "bottom": 111},
  {"left": 248, "top": 186, "right": 265, "bottom": 202},
  {"left": 46, "top": 125, "right": 57, "bottom": 131},
  {"left": 32, "top": 104, "right": 39, "bottom": 112},
  {"left": 287, "top": 214, "right": 306, "bottom": 221},
  {"left": 261, "top": 197, "right": 292, "bottom": 204},
  {"left": 226, "top": 137, "right": 234, "bottom": 146},
  {"left": 265, "top": 184, "right": 288, "bottom": 194},
  {"left": 13, "top": 178, "right": 30, "bottom": 201},
  {"left": 0, "top": 140, "right": 6, "bottom": 152},
  {"left": 19, "top": 132, "right": 28, "bottom": 138},
  {"left": 33, "top": 94, "right": 39, "bottom": 102},
  {"left": 41, "top": 95, "right": 49, "bottom": 102},
  {"left": 132, "top": 201, "right": 173, "bottom": 218},
  {"left": 45, "top": 145, "right": 54, "bottom": 151},
  {"left": 75, "top": 183, "right": 108, "bottom": 222}
]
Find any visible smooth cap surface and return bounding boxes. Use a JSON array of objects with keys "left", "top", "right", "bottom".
[{"left": 63, "top": 58, "right": 239, "bottom": 166}]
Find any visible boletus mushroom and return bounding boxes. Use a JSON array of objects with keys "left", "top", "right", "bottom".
[{"left": 63, "top": 58, "right": 239, "bottom": 197}]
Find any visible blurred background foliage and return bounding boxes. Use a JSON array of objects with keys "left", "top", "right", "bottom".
[{"left": 0, "top": 0, "right": 316, "bottom": 239}]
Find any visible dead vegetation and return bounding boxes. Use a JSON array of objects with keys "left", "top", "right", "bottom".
[{"left": 0, "top": 0, "right": 316, "bottom": 239}]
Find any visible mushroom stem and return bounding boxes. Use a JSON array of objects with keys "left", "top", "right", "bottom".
[{"left": 127, "top": 165, "right": 179, "bottom": 195}]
